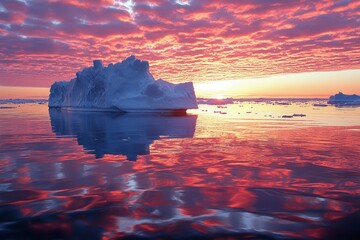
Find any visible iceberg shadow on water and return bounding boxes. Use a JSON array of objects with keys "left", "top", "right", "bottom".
[{"left": 49, "top": 109, "right": 197, "bottom": 160}]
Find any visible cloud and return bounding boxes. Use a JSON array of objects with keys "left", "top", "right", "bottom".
[
  {"left": 0, "top": 0, "right": 359, "bottom": 88},
  {"left": 0, "top": 11, "right": 26, "bottom": 23},
  {"left": 0, "top": 35, "right": 72, "bottom": 55},
  {"left": 0, "top": 0, "right": 27, "bottom": 12},
  {"left": 270, "top": 13, "right": 357, "bottom": 39}
]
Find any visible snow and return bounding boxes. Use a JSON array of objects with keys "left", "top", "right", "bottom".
[
  {"left": 328, "top": 92, "right": 360, "bottom": 106},
  {"left": 49, "top": 56, "right": 198, "bottom": 112}
]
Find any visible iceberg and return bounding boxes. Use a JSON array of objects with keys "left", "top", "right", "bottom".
[
  {"left": 49, "top": 56, "right": 198, "bottom": 112},
  {"left": 328, "top": 92, "right": 360, "bottom": 106}
]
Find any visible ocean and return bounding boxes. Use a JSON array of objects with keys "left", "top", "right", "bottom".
[{"left": 0, "top": 99, "right": 359, "bottom": 239}]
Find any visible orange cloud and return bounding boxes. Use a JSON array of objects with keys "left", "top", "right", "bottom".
[{"left": 0, "top": 0, "right": 359, "bottom": 92}]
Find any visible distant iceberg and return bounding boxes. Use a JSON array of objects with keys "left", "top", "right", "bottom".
[
  {"left": 328, "top": 92, "right": 360, "bottom": 106},
  {"left": 197, "top": 97, "right": 234, "bottom": 105},
  {"left": 0, "top": 99, "right": 48, "bottom": 105},
  {"left": 49, "top": 56, "right": 198, "bottom": 112}
]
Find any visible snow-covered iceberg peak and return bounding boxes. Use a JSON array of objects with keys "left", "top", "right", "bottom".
[
  {"left": 328, "top": 92, "right": 360, "bottom": 106},
  {"left": 49, "top": 56, "right": 198, "bottom": 112}
]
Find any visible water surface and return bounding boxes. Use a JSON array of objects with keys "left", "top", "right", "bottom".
[{"left": 0, "top": 100, "right": 359, "bottom": 239}]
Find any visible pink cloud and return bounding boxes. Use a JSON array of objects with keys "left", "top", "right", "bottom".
[{"left": 0, "top": 0, "right": 359, "bottom": 88}]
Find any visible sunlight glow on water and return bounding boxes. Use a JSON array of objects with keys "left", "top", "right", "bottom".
[{"left": 0, "top": 101, "right": 359, "bottom": 239}]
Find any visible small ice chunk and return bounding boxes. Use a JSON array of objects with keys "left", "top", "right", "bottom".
[{"left": 313, "top": 103, "right": 328, "bottom": 107}]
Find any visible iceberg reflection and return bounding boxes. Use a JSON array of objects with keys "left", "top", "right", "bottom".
[{"left": 49, "top": 109, "right": 197, "bottom": 160}]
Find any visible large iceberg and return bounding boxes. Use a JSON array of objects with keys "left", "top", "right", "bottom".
[
  {"left": 49, "top": 56, "right": 197, "bottom": 112},
  {"left": 328, "top": 92, "right": 360, "bottom": 106}
]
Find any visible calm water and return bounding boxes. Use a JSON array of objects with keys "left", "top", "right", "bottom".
[{"left": 0, "top": 100, "right": 360, "bottom": 239}]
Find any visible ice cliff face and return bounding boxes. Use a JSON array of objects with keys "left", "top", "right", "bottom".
[
  {"left": 49, "top": 56, "right": 198, "bottom": 112},
  {"left": 328, "top": 92, "right": 360, "bottom": 106}
]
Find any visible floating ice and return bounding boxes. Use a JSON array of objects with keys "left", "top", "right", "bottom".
[
  {"left": 197, "top": 98, "right": 234, "bottom": 105},
  {"left": 275, "top": 101, "right": 291, "bottom": 105},
  {"left": 328, "top": 92, "right": 360, "bottom": 106},
  {"left": 0, "top": 99, "right": 48, "bottom": 105},
  {"left": 49, "top": 56, "right": 198, "bottom": 112},
  {"left": 293, "top": 114, "right": 306, "bottom": 117},
  {"left": 313, "top": 103, "right": 328, "bottom": 107}
]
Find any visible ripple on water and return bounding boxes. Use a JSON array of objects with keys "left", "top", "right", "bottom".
[{"left": 0, "top": 103, "right": 359, "bottom": 239}]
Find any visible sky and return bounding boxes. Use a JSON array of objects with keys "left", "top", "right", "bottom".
[{"left": 0, "top": 0, "right": 359, "bottom": 98}]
